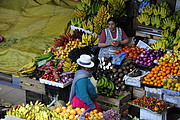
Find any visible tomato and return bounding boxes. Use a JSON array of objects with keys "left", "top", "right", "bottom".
[
  {"left": 131, "top": 44, "right": 136, "bottom": 48},
  {"left": 125, "top": 49, "right": 131, "bottom": 53},
  {"left": 136, "top": 50, "right": 141, "bottom": 54},
  {"left": 140, "top": 48, "right": 145, "bottom": 52},
  {"left": 124, "top": 45, "right": 129, "bottom": 49}
]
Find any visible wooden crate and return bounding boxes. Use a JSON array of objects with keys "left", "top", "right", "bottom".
[
  {"left": 20, "top": 77, "right": 45, "bottom": 95},
  {"left": 96, "top": 93, "right": 131, "bottom": 113}
]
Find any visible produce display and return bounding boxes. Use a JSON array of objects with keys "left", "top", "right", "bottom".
[
  {"left": 135, "top": 48, "right": 165, "bottom": 67},
  {"left": 137, "top": 1, "right": 180, "bottom": 50},
  {"left": 114, "top": 44, "right": 145, "bottom": 59},
  {"left": 95, "top": 58, "right": 136, "bottom": 97},
  {"left": 158, "top": 50, "right": 180, "bottom": 67},
  {"left": 18, "top": 59, "right": 37, "bottom": 77},
  {"left": 70, "top": 0, "right": 126, "bottom": 34},
  {"left": 129, "top": 96, "right": 171, "bottom": 113},
  {"left": 142, "top": 62, "right": 180, "bottom": 87},
  {"left": 163, "top": 78, "right": 180, "bottom": 92},
  {"left": 5, "top": 100, "right": 103, "bottom": 120}
]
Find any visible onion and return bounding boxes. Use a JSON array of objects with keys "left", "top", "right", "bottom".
[
  {"left": 143, "top": 62, "right": 147, "bottom": 66},
  {"left": 147, "top": 60, "right": 151, "bottom": 63},
  {"left": 147, "top": 62, "right": 152, "bottom": 67},
  {"left": 139, "top": 57, "right": 143, "bottom": 61},
  {"left": 136, "top": 60, "right": 139, "bottom": 64},
  {"left": 143, "top": 57, "right": 147, "bottom": 61},
  {"left": 144, "top": 54, "right": 148, "bottom": 58},
  {"left": 150, "top": 57, "right": 154, "bottom": 61},
  {"left": 139, "top": 61, "right": 143, "bottom": 65}
]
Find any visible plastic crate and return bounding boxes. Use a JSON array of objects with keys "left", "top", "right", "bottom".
[
  {"left": 124, "top": 70, "right": 149, "bottom": 87},
  {"left": 161, "top": 88, "right": 180, "bottom": 96},
  {"left": 39, "top": 78, "right": 72, "bottom": 88},
  {"left": 145, "top": 86, "right": 163, "bottom": 99},
  {"left": 140, "top": 108, "right": 167, "bottom": 120},
  {"left": 163, "top": 94, "right": 180, "bottom": 108}
]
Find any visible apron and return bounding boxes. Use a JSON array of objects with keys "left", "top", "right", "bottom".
[{"left": 98, "top": 27, "right": 122, "bottom": 59}]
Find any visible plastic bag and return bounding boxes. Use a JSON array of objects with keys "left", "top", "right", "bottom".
[
  {"left": 138, "top": 0, "right": 151, "bottom": 13},
  {"left": 111, "top": 52, "right": 127, "bottom": 65}
]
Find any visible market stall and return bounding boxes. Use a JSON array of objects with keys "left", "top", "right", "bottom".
[{"left": 0, "top": 0, "right": 180, "bottom": 120}]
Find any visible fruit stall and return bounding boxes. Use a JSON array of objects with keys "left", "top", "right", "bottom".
[{"left": 0, "top": 0, "right": 180, "bottom": 120}]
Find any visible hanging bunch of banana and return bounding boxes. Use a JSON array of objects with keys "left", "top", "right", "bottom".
[
  {"left": 88, "top": 2, "right": 103, "bottom": 15},
  {"left": 141, "top": 5, "right": 153, "bottom": 16},
  {"left": 62, "top": 58, "right": 78, "bottom": 72},
  {"left": 80, "top": 33, "right": 99, "bottom": 47},
  {"left": 71, "top": 9, "right": 86, "bottom": 21},
  {"left": 108, "top": 0, "right": 126, "bottom": 17},
  {"left": 81, "top": 19, "right": 94, "bottom": 31},
  {"left": 151, "top": 15, "right": 161, "bottom": 28},
  {"left": 161, "top": 17, "right": 176, "bottom": 32},
  {"left": 159, "top": 1, "right": 171, "bottom": 17},
  {"left": 137, "top": 13, "right": 151, "bottom": 26},
  {"left": 18, "top": 59, "right": 37, "bottom": 77},
  {"left": 151, "top": 40, "right": 168, "bottom": 50},
  {"left": 70, "top": 17, "right": 82, "bottom": 28},
  {"left": 171, "top": 10, "right": 180, "bottom": 27},
  {"left": 161, "top": 29, "right": 171, "bottom": 39},
  {"left": 173, "top": 29, "right": 180, "bottom": 49},
  {"left": 93, "top": 5, "right": 113, "bottom": 34},
  {"left": 76, "top": 0, "right": 90, "bottom": 12},
  {"left": 91, "top": 33, "right": 99, "bottom": 46}
]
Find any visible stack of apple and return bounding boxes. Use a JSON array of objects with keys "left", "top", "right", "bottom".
[
  {"left": 114, "top": 44, "right": 145, "bottom": 59},
  {"left": 158, "top": 50, "right": 180, "bottom": 68},
  {"left": 53, "top": 38, "right": 82, "bottom": 59}
]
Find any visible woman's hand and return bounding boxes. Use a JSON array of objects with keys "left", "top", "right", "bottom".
[{"left": 111, "top": 41, "right": 121, "bottom": 47}]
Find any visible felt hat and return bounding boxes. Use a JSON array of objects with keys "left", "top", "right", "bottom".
[{"left": 77, "top": 54, "right": 94, "bottom": 68}]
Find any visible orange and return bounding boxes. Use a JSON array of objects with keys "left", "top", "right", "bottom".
[
  {"left": 154, "top": 83, "right": 158, "bottom": 86},
  {"left": 156, "top": 77, "right": 160, "bottom": 80},
  {"left": 55, "top": 107, "right": 62, "bottom": 113},
  {"left": 150, "top": 81, "right": 154, "bottom": 85},
  {"left": 151, "top": 77, "right": 155, "bottom": 80},
  {"left": 69, "top": 114, "right": 75, "bottom": 119},
  {"left": 93, "top": 109, "right": 98, "bottom": 113},
  {"left": 69, "top": 109, "right": 77, "bottom": 115}
]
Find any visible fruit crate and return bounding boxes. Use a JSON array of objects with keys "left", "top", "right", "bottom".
[
  {"left": 145, "top": 86, "right": 163, "bottom": 99},
  {"left": 96, "top": 92, "right": 131, "bottom": 113},
  {"left": 140, "top": 108, "right": 167, "bottom": 120},
  {"left": 161, "top": 88, "right": 180, "bottom": 96},
  {"left": 45, "top": 84, "right": 71, "bottom": 103},
  {"left": 20, "top": 77, "right": 45, "bottom": 95},
  {"left": 39, "top": 78, "right": 72, "bottom": 88},
  {"left": 124, "top": 70, "right": 149, "bottom": 87},
  {"left": 163, "top": 94, "right": 180, "bottom": 108},
  {"left": 26, "top": 90, "right": 48, "bottom": 105}
]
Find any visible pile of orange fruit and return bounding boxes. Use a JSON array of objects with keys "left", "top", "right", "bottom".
[
  {"left": 142, "top": 62, "right": 180, "bottom": 87},
  {"left": 55, "top": 105, "right": 103, "bottom": 120}
]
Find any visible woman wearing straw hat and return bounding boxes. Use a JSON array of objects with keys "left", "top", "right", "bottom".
[{"left": 69, "top": 54, "right": 101, "bottom": 112}]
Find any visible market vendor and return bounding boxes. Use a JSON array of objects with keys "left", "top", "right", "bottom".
[
  {"left": 98, "top": 17, "right": 130, "bottom": 59},
  {"left": 69, "top": 54, "right": 101, "bottom": 112}
]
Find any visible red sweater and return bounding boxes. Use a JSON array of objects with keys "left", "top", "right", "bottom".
[{"left": 99, "top": 28, "right": 129, "bottom": 43}]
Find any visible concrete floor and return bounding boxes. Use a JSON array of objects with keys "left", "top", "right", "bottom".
[{"left": 0, "top": 84, "right": 26, "bottom": 106}]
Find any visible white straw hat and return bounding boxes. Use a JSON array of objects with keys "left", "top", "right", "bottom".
[{"left": 77, "top": 54, "right": 94, "bottom": 68}]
